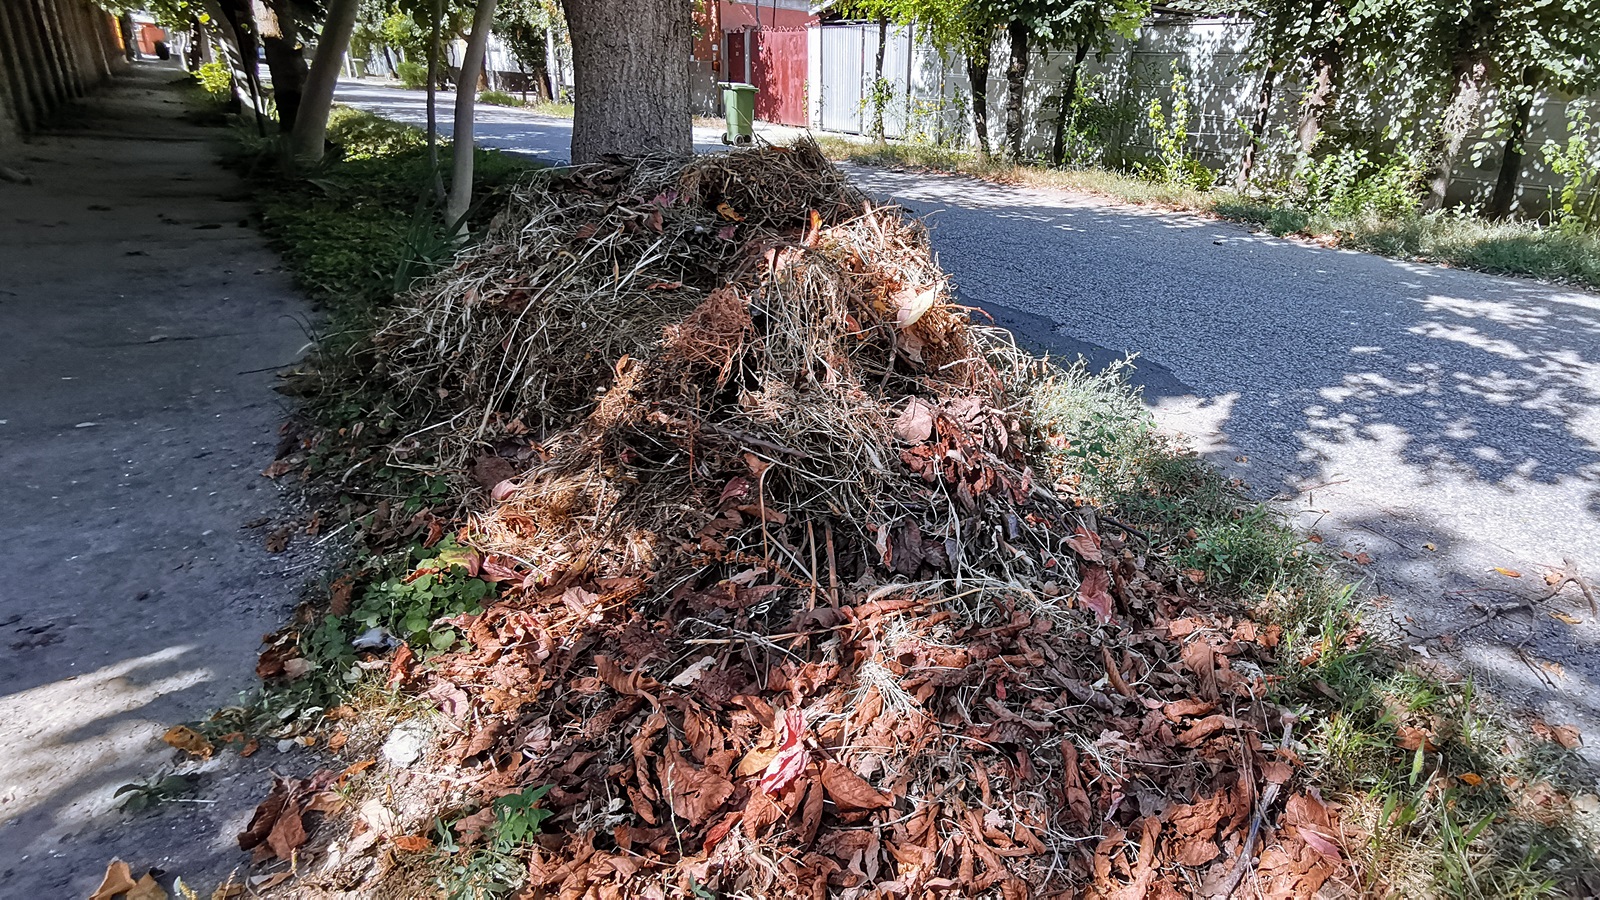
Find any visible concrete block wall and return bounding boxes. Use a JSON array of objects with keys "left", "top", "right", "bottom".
[
  {"left": 0, "top": 0, "right": 127, "bottom": 151},
  {"left": 810, "top": 16, "right": 1599, "bottom": 217}
]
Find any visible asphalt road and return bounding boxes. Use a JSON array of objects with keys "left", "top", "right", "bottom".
[{"left": 336, "top": 81, "right": 1600, "bottom": 764}]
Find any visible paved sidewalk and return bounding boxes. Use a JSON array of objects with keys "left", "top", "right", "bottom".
[{"left": 0, "top": 64, "right": 310, "bottom": 893}]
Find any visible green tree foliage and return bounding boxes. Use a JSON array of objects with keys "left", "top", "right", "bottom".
[
  {"left": 494, "top": 0, "right": 563, "bottom": 99},
  {"left": 1384, "top": 0, "right": 1600, "bottom": 209}
]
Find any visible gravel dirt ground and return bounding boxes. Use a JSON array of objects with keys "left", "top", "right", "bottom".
[
  {"left": 0, "top": 64, "right": 313, "bottom": 894},
  {"left": 337, "top": 81, "right": 1600, "bottom": 769}
]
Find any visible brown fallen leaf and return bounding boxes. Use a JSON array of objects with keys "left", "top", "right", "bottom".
[
  {"left": 1553, "top": 725, "right": 1583, "bottom": 750},
  {"left": 89, "top": 860, "right": 136, "bottom": 900},
  {"left": 126, "top": 874, "right": 167, "bottom": 900},
  {"left": 265, "top": 526, "right": 292, "bottom": 553},
  {"left": 162, "top": 725, "right": 213, "bottom": 760},
  {"left": 392, "top": 834, "right": 433, "bottom": 852},
  {"left": 1077, "top": 564, "right": 1115, "bottom": 623},
  {"left": 261, "top": 459, "right": 294, "bottom": 478},
  {"left": 1458, "top": 772, "right": 1483, "bottom": 786},
  {"left": 1396, "top": 725, "right": 1438, "bottom": 752},
  {"left": 819, "top": 761, "right": 893, "bottom": 811},
  {"left": 337, "top": 758, "right": 376, "bottom": 786}
]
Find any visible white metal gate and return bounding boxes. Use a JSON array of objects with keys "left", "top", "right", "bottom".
[
  {"left": 818, "top": 25, "right": 863, "bottom": 133},
  {"left": 815, "top": 24, "right": 913, "bottom": 138}
]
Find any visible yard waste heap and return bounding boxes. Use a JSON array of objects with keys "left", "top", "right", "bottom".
[{"left": 286, "top": 139, "right": 1356, "bottom": 898}]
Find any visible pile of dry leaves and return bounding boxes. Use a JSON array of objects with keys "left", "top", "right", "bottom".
[{"left": 267, "top": 140, "right": 1358, "bottom": 899}]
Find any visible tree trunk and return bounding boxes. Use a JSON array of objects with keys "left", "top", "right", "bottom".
[
  {"left": 1424, "top": 53, "right": 1489, "bottom": 211},
  {"left": 1237, "top": 62, "right": 1278, "bottom": 189},
  {"left": 966, "top": 42, "right": 991, "bottom": 157},
  {"left": 211, "top": 0, "right": 266, "bottom": 132},
  {"left": 427, "top": 0, "right": 444, "bottom": 200},
  {"left": 1003, "top": 20, "right": 1028, "bottom": 160},
  {"left": 561, "top": 0, "right": 689, "bottom": 162},
  {"left": 447, "top": 0, "right": 497, "bottom": 233},
  {"left": 255, "top": 0, "right": 308, "bottom": 132},
  {"left": 1488, "top": 67, "right": 1537, "bottom": 220},
  {"left": 871, "top": 14, "right": 888, "bottom": 141},
  {"left": 1296, "top": 43, "right": 1338, "bottom": 154},
  {"left": 1050, "top": 41, "right": 1089, "bottom": 167},
  {"left": 118, "top": 13, "right": 136, "bottom": 61},
  {"left": 289, "top": 0, "right": 360, "bottom": 165}
]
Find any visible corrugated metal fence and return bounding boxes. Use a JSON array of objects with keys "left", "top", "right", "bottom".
[{"left": 815, "top": 23, "right": 913, "bottom": 138}]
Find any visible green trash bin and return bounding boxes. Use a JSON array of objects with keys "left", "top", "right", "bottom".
[{"left": 719, "top": 82, "right": 758, "bottom": 145}]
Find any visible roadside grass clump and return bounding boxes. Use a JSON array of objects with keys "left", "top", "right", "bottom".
[
  {"left": 477, "top": 89, "right": 520, "bottom": 107},
  {"left": 527, "top": 99, "right": 574, "bottom": 118},
  {"left": 817, "top": 135, "right": 1225, "bottom": 211},
  {"left": 819, "top": 137, "right": 1600, "bottom": 291}
]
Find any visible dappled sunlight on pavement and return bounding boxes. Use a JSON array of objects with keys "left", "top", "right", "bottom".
[{"left": 0, "top": 647, "right": 209, "bottom": 826}]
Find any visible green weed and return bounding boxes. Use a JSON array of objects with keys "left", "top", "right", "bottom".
[
  {"left": 195, "top": 60, "right": 232, "bottom": 101},
  {"left": 114, "top": 772, "right": 198, "bottom": 812},
  {"left": 477, "top": 90, "right": 521, "bottom": 107},
  {"left": 435, "top": 785, "right": 554, "bottom": 899},
  {"left": 396, "top": 60, "right": 429, "bottom": 90},
  {"left": 305, "top": 536, "right": 493, "bottom": 670}
]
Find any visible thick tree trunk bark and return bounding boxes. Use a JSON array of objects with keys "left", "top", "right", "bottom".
[
  {"left": 1488, "top": 67, "right": 1537, "bottom": 220},
  {"left": 966, "top": 43, "right": 991, "bottom": 157},
  {"left": 255, "top": 0, "right": 308, "bottom": 132},
  {"left": 447, "top": 0, "right": 497, "bottom": 232},
  {"left": 1424, "top": 54, "right": 1488, "bottom": 211},
  {"left": 561, "top": 0, "right": 689, "bottom": 162},
  {"left": 290, "top": 0, "right": 360, "bottom": 165},
  {"left": 871, "top": 14, "right": 887, "bottom": 141},
  {"left": 1003, "top": 20, "right": 1028, "bottom": 160},
  {"left": 1050, "top": 41, "right": 1089, "bottom": 167},
  {"left": 1237, "top": 62, "right": 1278, "bottom": 189},
  {"left": 1296, "top": 44, "right": 1338, "bottom": 154}
]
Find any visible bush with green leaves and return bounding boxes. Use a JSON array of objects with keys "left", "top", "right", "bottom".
[
  {"left": 195, "top": 59, "right": 231, "bottom": 101},
  {"left": 1544, "top": 101, "right": 1599, "bottom": 233},
  {"left": 478, "top": 90, "right": 522, "bottom": 107},
  {"left": 1292, "top": 145, "right": 1423, "bottom": 220},
  {"left": 327, "top": 106, "right": 428, "bottom": 160},
  {"left": 396, "top": 60, "right": 429, "bottom": 89},
  {"left": 305, "top": 537, "right": 493, "bottom": 670},
  {"left": 1137, "top": 61, "right": 1214, "bottom": 191}
]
